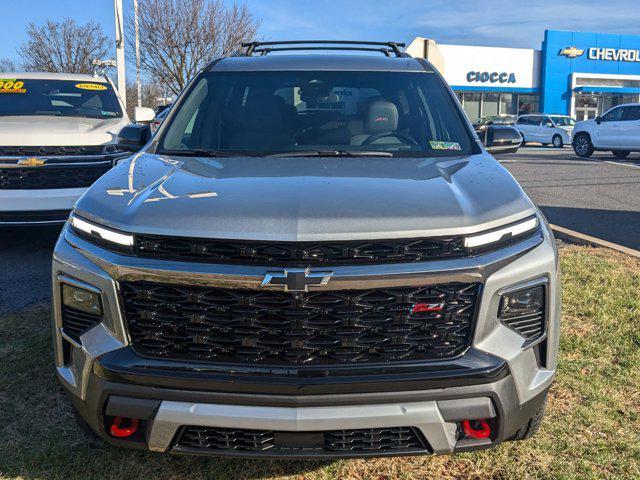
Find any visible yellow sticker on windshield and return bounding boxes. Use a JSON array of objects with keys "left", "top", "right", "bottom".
[
  {"left": 75, "top": 83, "right": 108, "bottom": 91},
  {"left": 0, "top": 79, "right": 26, "bottom": 93}
]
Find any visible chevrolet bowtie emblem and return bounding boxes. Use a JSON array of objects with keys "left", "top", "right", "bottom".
[
  {"left": 262, "top": 268, "right": 333, "bottom": 292},
  {"left": 17, "top": 157, "right": 47, "bottom": 167},
  {"left": 559, "top": 47, "right": 584, "bottom": 59}
]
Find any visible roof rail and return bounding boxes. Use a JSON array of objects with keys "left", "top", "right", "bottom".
[{"left": 241, "top": 40, "right": 408, "bottom": 58}]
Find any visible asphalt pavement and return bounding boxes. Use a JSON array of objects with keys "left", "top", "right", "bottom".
[
  {"left": 500, "top": 147, "right": 640, "bottom": 250},
  {"left": 1, "top": 146, "right": 639, "bottom": 314}
]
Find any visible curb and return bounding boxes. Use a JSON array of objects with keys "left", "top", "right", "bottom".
[{"left": 550, "top": 224, "right": 640, "bottom": 259}]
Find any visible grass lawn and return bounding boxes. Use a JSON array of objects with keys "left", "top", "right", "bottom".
[{"left": 1, "top": 245, "right": 639, "bottom": 480}]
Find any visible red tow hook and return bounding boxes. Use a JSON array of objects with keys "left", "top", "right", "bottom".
[
  {"left": 461, "top": 419, "right": 491, "bottom": 439},
  {"left": 110, "top": 416, "right": 140, "bottom": 438}
]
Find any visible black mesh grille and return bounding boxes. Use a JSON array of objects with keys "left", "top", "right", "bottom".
[
  {"left": 133, "top": 234, "right": 467, "bottom": 266},
  {"left": 324, "top": 427, "right": 426, "bottom": 452},
  {"left": 0, "top": 164, "right": 111, "bottom": 189},
  {"left": 0, "top": 209, "right": 70, "bottom": 223},
  {"left": 501, "top": 311, "right": 545, "bottom": 341},
  {"left": 61, "top": 306, "right": 101, "bottom": 343},
  {"left": 120, "top": 281, "right": 479, "bottom": 366},
  {"left": 176, "top": 426, "right": 427, "bottom": 453},
  {"left": 0, "top": 145, "right": 107, "bottom": 156}
]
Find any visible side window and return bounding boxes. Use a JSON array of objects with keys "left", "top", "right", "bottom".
[
  {"left": 516, "top": 116, "right": 529, "bottom": 125},
  {"left": 543, "top": 116, "right": 552, "bottom": 126},
  {"left": 622, "top": 106, "right": 640, "bottom": 121},
  {"left": 531, "top": 116, "right": 543, "bottom": 126},
  {"left": 603, "top": 107, "right": 623, "bottom": 122}
]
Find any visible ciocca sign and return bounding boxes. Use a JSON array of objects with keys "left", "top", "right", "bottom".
[{"left": 466, "top": 71, "right": 517, "bottom": 84}]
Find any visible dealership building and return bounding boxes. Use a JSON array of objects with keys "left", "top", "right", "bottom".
[{"left": 407, "top": 29, "right": 640, "bottom": 122}]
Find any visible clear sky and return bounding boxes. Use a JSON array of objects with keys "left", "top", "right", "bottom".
[{"left": 2, "top": 0, "right": 640, "bottom": 65}]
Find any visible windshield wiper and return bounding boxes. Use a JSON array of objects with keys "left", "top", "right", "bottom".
[
  {"left": 267, "top": 150, "right": 393, "bottom": 158},
  {"left": 157, "top": 148, "right": 239, "bottom": 157}
]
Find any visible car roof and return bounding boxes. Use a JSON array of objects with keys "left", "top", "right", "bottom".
[
  {"left": 0, "top": 72, "right": 111, "bottom": 82},
  {"left": 210, "top": 54, "right": 429, "bottom": 73}
]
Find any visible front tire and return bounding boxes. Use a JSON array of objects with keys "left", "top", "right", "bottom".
[
  {"left": 573, "top": 134, "right": 594, "bottom": 158},
  {"left": 510, "top": 394, "right": 548, "bottom": 441},
  {"left": 552, "top": 135, "right": 563, "bottom": 148},
  {"left": 612, "top": 150, "right": 630, "bottom": 159}
]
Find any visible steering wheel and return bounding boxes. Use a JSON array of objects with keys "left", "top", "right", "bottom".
[{"left": 361, "top": 131, "right": 419, "bottom": 147}]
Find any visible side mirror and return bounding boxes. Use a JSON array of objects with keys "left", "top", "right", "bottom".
[
  {"left": 545, "top": 122, "right": 554, "bottom": 128},
  {"left": 118, "top": 124, "right": 151, "bottom": 152},
  {"left": 484, "top": 125, "right": 523, "bottom": 155},
  {"left": 134, "top": 106, "right": 156, "bottom": 124},
  {"left": 595, "top": 116, "right": 602, "bottom": 124}
]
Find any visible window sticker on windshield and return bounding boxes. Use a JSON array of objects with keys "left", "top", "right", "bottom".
[
  {"left": 75, "top": 83, "right": 108, "bottom": 91},
  {"left": 430, "top": 141, "right": 461, "bottom": 151},
  {"left": 0, "top": 79, "right": 26, "bottom": 94}
]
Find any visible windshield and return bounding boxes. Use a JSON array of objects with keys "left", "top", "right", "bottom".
[
  {"left": 550, "top": 116, "right": 575, "bottom": 127},
  {"left": 0, "top": 78, "right": 123, "bottom": 119},
  {"left": 159, "top": 71, "right": 475, "bottom": 157}
]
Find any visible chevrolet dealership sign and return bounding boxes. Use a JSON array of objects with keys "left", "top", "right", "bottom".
[
  {"left": 588, "top": 47, "right": 640, "bottom": 62},
  {"left": 560, "top": 45, "right": 640, "bottom": 62}
]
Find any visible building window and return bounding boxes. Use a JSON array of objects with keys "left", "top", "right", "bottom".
[
  {"left": 483, "top": 93, "right": 500, "bottom": 118},
  {"left": 463, "top": 93, "right": 482, "bottom": 123},
  {"left": 500, "top": 94, "right": 517, "bottom": 115},
  {"left": 518, "top": 94, "right": 539, "bottom": 115}
]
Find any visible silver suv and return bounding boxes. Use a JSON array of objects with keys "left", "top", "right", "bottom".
[{"left": 52, "top": 41, "right": 560, "bottom": 458}]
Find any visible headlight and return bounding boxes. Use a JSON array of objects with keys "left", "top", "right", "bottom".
[
  {"left": 62, "top": 283, "right": 102, "bottom": 316},
  {"left": 464, "top": 216, "right": 539, "bottom": 249},
  {"left": 70, "top": 214, "right": 134, "bottom": 248},
  {"left": 498, "top": 283, "right": 546, "bottom": 346}
]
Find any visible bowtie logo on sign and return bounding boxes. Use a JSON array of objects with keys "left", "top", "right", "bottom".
[{"left": 559, "top": 47, "right": 585, "bottom": 58}]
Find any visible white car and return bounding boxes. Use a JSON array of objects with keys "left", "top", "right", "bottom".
[
  {"left": 0, "top": 72, "right": 131, "bottom": 225},
  {"left": 572, "top": 103, "right": 640, "bottom": 159},
  {"left": 515, "top": 114, "right": 575, "bottom": 148}
]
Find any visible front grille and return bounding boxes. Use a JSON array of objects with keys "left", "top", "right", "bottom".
[
  {"left": 121, "top": 281, "right": 479, "bottom": 366},
  {"left": 0, "top": 145, "right": 107, "bottom": 156},
  {"left": 0, "top": 164, "right": 111, "bottom": 189},
  {"left": 133, "top": 234, "right": 467, "bottom": 266},
  {"left": 61, "top": 306, "right": 101, "bottom": 343},
  {"left": 0, "top": 209, "right": 70, "bottom": 224},
  {"left": 176, "top": 426, "right": 427, "bottom": 454}
]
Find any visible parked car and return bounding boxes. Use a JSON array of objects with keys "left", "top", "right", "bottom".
[
  {"left": 572, "top": 103, "right": 640, "bottom": 158},
  {"left": 0, "top": 72, "right": 132, "bottom": 225},
  {"left": 515, "top": 114, "right": 574, "bottom": 148},
  {"left": 150, "top": 106, "right": 170, "bottom": 134},
  {"left": 52, "top": 40, "right": 559, "bottom": 458},
  {"left": 472, "top": 114, "right": 516, "bottom": 129}
]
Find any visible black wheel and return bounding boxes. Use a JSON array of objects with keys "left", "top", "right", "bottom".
[
  {"left": 510, "top": 394, "right": 548, "bottom": 441},
  {"left": 573, "top": 134, "right": 594, "bottom": 158},
  {"left": 552, "top": 135, "right": 563, "bottom": 148},
  {"left": 612, "top": 150, "right": 630, "bottom": 159}
]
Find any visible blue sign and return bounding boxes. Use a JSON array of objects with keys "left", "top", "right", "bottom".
[{"left": 541, "top": 30, "right": 640, "bottom": 114}]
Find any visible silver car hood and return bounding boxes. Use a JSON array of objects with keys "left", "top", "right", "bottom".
[{"left": 75, "top": 152, "right": 536, "bottom": 241}]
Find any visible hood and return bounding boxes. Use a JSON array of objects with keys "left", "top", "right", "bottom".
[
  {"left": 0, "top": 115, "right": 130, "bottom": 146},
  {"left": 75, "top": 152, "right": 536, "bottom": 241}
]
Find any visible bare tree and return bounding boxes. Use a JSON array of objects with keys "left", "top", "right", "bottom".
[
  {"left": 125, "top": 80, "right": 165, "bottom": 118},
  {"left": 19, "top": 18, "right": 110, "bottom": 74},
  {"left": 0, "top": 57, "right": 18, "bottom": 71},
  {"left": 130, "top": 0, "right": 260, "bottom": 95}
]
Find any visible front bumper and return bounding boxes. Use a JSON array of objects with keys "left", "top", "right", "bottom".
[
  {"left": 0, "top": 188, "right": 84, "bottom": 224},
  {"left": 53, "top": 219, "right": 560, "bottom": 456}
]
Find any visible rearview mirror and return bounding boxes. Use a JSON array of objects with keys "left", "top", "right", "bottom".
[
  {"left": 118, "top": 124, "right": 151, "bottom": 152},
  {"left": 134, "top": 106, "right": 156, "bottom": 124},
  {"left": 484, "top": 125, "right": 523, "bottom": 155}
]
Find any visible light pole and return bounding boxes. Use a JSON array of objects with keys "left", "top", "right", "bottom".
[
  {"left": 134, "top": 0, "right": 142, "bottom": 107},
  {"left": 114, "top": 0, "right": 126, "bottom": 107}
]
